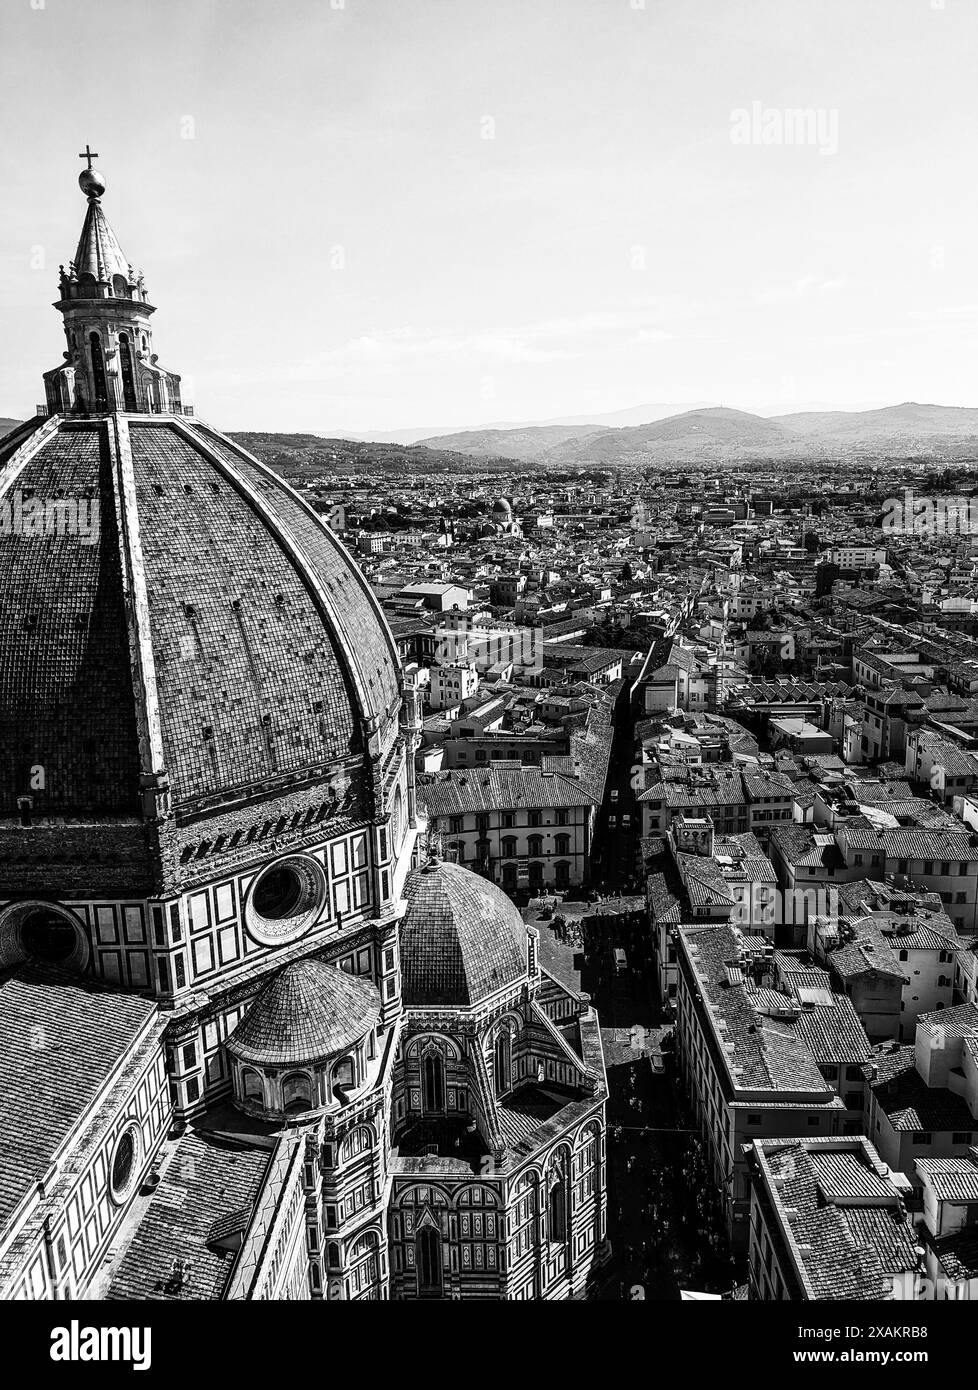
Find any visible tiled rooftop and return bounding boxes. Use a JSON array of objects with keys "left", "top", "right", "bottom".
[
  {"left": 0, "top": 963, "right": 157, "bottom": 1230},
  {"left": 105, "top": 1130, "right": 272, "bottom": 1300},
  {"left": 679, "top": 923, "right": 837, "bottom": 1097},
  {"left": 226, "top": 958, "right": 380, "bottom": 1066},
  {"left": 754, "top": 1140, "right": 916, "bottom": 1299},
  {"left": 0, "top": 425, "right": 142, "bottom": 817}
]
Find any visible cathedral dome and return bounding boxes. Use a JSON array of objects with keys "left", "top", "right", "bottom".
[
  {"left": 0, "top": 169, "right": 402, "bottom": 855},
  {"left": 226, "top": 958, "right": 380, "bottom": 1066},
  {"left": 0, "top": 416, "right": 401, "bottom": 827},
  {"left": 491, "top": 497, "right": 512, "bottom": 520},
  {"left": 400, "top": 859, "right": 528, "bottom": 1007}
]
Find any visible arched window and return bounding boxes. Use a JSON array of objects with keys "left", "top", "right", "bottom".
[
  {"left": 502, "top": 862, "right": 518, "bottom": 890},
  {"left": 242, "top": 1069, "right": 264, "bottom": 1105},
  {"left": 416, "top": 1224, "right": 442, "bottom": 1295},
  {"left": 282, "top": 1072, "right": 312, "bottom": 1113},
  {"left": 528, "top": 861, "right": 544, "bottom": 887},
  {"left": 89, "top": 331, "right": 108, "bottom": 410},
  {"left": 548, "top": 1174, "right": 567, "bottom": 1243},
  {"left": 494, "top": 1027, "right": 513, "bottom": 1095},
  {"left": 392, "top": 787, "right": 405, "bottom": 848},
  {"left": 349, "top": 1231, "right": 380, "bottom": 1299},
  {"left": 554, "top": 834, "right": 570, "bottom": 856},
  {"left": 422, "top": 1052, "right": 444, "bottom": 1112},
  {"left": 501, "top": 837, "right": 517, "bottom": 858},
  {"left": 342, "top": 1126, "right": 373, "bottom": 1162},
  {"left": 448, "top": 840, "right": 465, "bottom": 864},
  {"left": 527, "top": 835, "right": 543, "bottom": 857},
  {"left": 118, "top": 332, "right": 137, "bottom": 411},
  {"left": 333, "top": 1057, "right": 355, "bottom": 1091},
  {"left": 112, "top": 273, "right": 128, "bottom": 297}
]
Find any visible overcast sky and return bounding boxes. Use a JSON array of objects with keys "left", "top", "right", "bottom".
[{"left": 2, "top": 0, "right": 978, "bottom": 435}]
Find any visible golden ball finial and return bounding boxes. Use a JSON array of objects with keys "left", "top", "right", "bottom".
[{"left": 79, "top": 166, "right": 106, "bottom": 199}]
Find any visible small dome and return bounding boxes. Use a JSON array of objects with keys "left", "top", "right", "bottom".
[
  {"left": 226, "top": 959, "right": 380, "bottom": 1066},
  {"left": 401, "top": 860, "right": 528, "bottom": 1006},
  {"left": 491, "top": 497, "right": 513, "bottom": 518}
]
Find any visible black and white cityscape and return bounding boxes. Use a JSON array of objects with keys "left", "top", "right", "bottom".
[{"left": 1, "top": 0, "right": 977, "bottom": 1336}]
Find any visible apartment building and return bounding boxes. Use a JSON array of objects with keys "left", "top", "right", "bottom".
[
  {"left": 675, "top": 923, "right": 855, "bottom": 1248},
  {"left": 864, "top": 1005, "right": 978, "bottom": 1184},
  {"left": 746, "top": 1137, "right": 918, "bottom": 1301},
  {"left": 418, "top": 763, "right": 598, "bottom": 891}
]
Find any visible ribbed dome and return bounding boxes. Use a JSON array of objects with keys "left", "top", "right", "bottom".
[
  {"left": 0, "top": 417, "right": 402, "bottom": 824},
  {"left": 226, "top": 959, "right": 380, "bottom": 1066},
  {"left": 400, "top": 860, "right": 528, "bottom": 1007}
]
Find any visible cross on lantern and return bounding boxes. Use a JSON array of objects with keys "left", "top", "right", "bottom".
[{"left": 77, "top": 145, "right": 99, "bottom": 170}]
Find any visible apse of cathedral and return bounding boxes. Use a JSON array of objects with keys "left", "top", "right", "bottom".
[{"left": 0, "top": 158, "right": 609, "bottom": 1302}]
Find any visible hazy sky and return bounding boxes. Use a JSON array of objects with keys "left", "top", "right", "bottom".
[{"left": 2, "top": 0, "right": 978, "bottom": 434}]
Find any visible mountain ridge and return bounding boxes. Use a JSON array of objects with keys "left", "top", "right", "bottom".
[{"left": 419, "top": 402, "right": 978, "bottom": 465}]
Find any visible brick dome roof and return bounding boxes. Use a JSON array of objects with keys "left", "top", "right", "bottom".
[
  {"left": 400, "top": 859, "right": 528, "bottom": 1007},
  {"left": 0, "top": 416, "right": 401, "bottom": 824},
  {"left": 226, "top": 958, "right": 380, "bottom": 1066}
]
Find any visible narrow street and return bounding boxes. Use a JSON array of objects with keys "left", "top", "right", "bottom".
[
  {"left": 575, "top": 911, "right": 738, "bottom": 1300},
  {"left": 578, "top": 689, "right": 740, "bottom": 1299}
]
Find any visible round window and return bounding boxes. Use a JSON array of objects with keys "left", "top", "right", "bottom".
[
  {"left": 245, "top": 856, "right": 326, "bottom": 947},
  {"left": 21, "top": 909, "right": 78, "bottom": 963},
  {"left": 252, "top": 866, "right": 305, "bottom": 920},
  {"left": 0, "top": 902, "right": 90, "bottom": 972},
  {"left": 109, "top": 1124, "right": 142, "bottom": 1204}
]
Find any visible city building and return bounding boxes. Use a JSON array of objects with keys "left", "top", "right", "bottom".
[{"left": 746, "top": 1136, "right": 919, "bottom": 1301}]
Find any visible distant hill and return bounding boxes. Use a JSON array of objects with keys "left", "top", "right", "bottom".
[
  {"left": 357, "top": 402, "right": 709, "bottom": 444},
  {"left": 773, "top": 402, "right": 978, "bottom": 450},
  {"left": 229, "top": 431, "right": 517, "bottom": 479},
  {"left": 0, "top": 418, "right": 22, "bottom": 441},
  {"left": 459, "top": 402, "right": 978, "bottom": 467},
  {"left": 539, "top": 407, "right": 798, "bottom": 466},
  {"left": 416, "top": 423, "right": 601, "bottom": 460},
  {"left": 528, "top": 401, "right": 712, "bottom": 430}
]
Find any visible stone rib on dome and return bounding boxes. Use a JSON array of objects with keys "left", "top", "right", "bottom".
[
  {"left": 400, "top": 860, "right": 528, "bottom": 1007},
  {"left": 226, "top": 959, "right": 380, "bottom": 1067}
]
